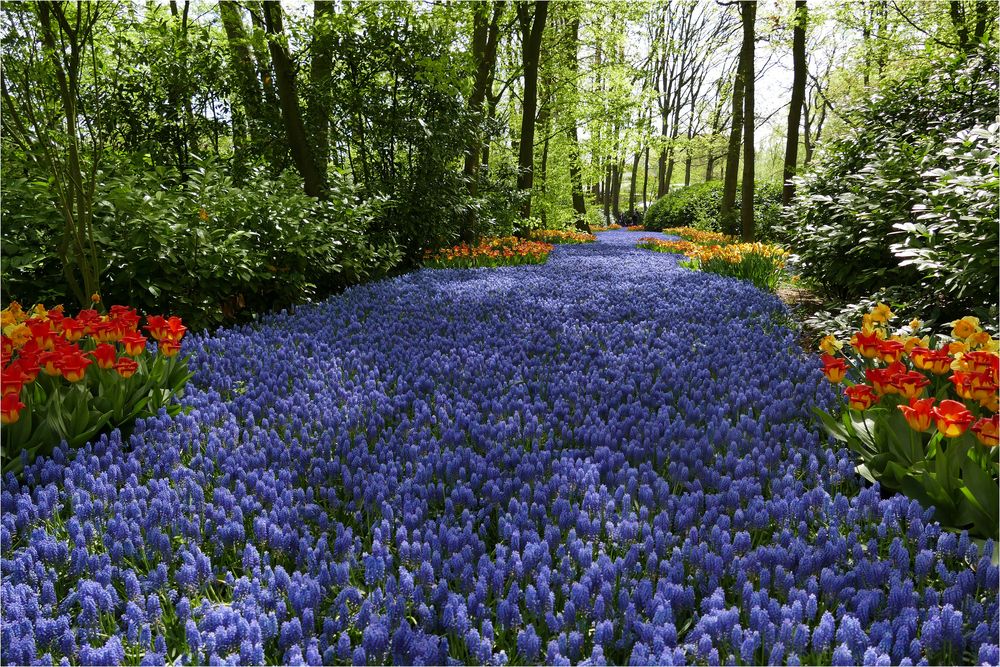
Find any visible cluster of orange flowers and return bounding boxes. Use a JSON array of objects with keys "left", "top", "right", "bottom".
[
  {"left": 625, "top": 225, "right": 646, "bottom": 232},
  {"left": 423, "top": 237, "right": 553, "bottom": 269},
  {"left": 661, "top": 227, "right": 736, "bottom": 244},
  {"left": 684, "top": 242, "right": 790, "bottom": 265},
  {"left": 1, "top": 300, "right": 187, "bottom": 425},
  {"left": 819, "top": 306, "right": 998, "bottom": 446},
  {"left": 635, "top": 237, "right": 696, "bottom": 254},
  {"left": 526, "top": 229, "right": 597, "bottom": 244}
]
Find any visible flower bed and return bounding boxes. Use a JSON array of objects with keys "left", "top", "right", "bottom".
[
  {"left": 1, "top": 301, "right": 191, "bottom": 474},
  {"left": 814, "top": 306, "right": 998, "bottom": 539},
  {"left": 636, "top": 237, "right": 696, "bottom": 254},
  {"left": 1, "top": 230, "right": 997, "bottom": 666},
  {"left": 681, "top": 242, "right": 790, "bottom": 292},
  {"left": 625, "top": 224, "right": 645, "bottom": 231},
  {"left": 422, "top": 237, "right": 553, "bottom": 269},
  {"left": 526, "top": 229, "right": 597, "bottom": 245},
  {"left": 662, "top": 226, "right": 736, "bottom": 245}
]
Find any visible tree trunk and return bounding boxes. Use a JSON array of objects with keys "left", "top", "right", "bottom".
[
  {"left": 261, "top": 2, "right": 325, "bottom": 198},
  {"left": 740, "top": 1, "right": 756, "bottom": 242},
  {"left": 462, "top": 2, "right": 504, "bottom": 241},
  {"left": 720, "top": 50, "right": 745, "bottom": 234},
  {"left": 628, "top": 151, "right": 640, "bottom": 212},
  {"left": 782, "top": 0, "right": 807, "bottom": 206},
  {"left": 611, "top": 158, "right": 622, "bottom": 219},
  {"left": 564, "top": 16, "right": 587, "bottom": 222},
  {"left": 642, "top": 146, "right": 650, "bottom": 209},
  {"left": 308, "top": 0, "right": 335, "bottom": 191},
  {"left": 220, "top": 1, "right": 266, "bottom": 179},
  {"left": 516, "top": 0, "right": 548, "bottom": 219}
]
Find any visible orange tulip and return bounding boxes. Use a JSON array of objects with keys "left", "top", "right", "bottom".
[
  {"left": 877, "top": 339, "right": 905, "bottom": 363},
  {"left": 820, "top": 355, "right": 848, "bottom": 383},
  {"left": 910, "top": 346, "right": 953, "bottom": 375},
  {"left": 121, "top": 332, "right": 147, "bottom": 357},
  {"left": 971, "top": 416, "right": 999, "bottom": 447},
  {"left": 851, "top": 330, "right": 882, "bottom": 359},
  {"left": 891, "top": 370, "right": 931, "bottom": 399},
  {"left": 845, "top": 384, "right": 877, "bottom": 411},
  {"left": 159, "top": 340, "right": 182, "bottom": 358},
  {"left": 898, "top": 397, "right": 935, "bottom": 432},
  {"left": 931, "top": 399, "right": 974, "bottom": 438},
  {"left": 1, "top": 393, "right": 25, "bottom": 425}
]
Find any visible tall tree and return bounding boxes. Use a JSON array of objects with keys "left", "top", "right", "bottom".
[
  {"left": 739, "top": 0, "right": 756, "bottom": 242},
  {"left": 516, "top": 0, "right": 548, "bottom": 219},
  {"left": 1, "top": 1, "right": 106, "bottom": 303},
  {"left": 782, "top": 0, "right": 807, "bottom": 206},
  {"left": 308, "top": 0, "right": 335, "bottom": 191},
  {"left": 719, "top": 46, "right": 744, "bottom": 234},
  {"left": 260, "top": 2, "right": 326, "bottom": 198},
  {"left": 462, "top": 1, "right": 504, "bottom": 241},
  {"left": 564, "top": 13, "right": 587, "bottom": 223},
  {"left": 219, "top": 1, "right": 265, "bottom": 180}
]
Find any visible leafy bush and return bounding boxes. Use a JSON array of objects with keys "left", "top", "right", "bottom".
[
  {"left": 1, "top": 161, "right": 402, "bottom": 330},
  {"left": 813, "top": 305, "right": 998, "bottom": 539},
  {"left": 644, "top": 181, "right": 783, "bottom": 238},
  {"left": 784, "top": 52, "right": 998, "bottom": 316},
  {"left": 644, "top": 181, "right": 723, "bottom": 232},
  {"left": 752, "top": 181, "right": 785, "bottom": 243},
  {"left": 1, "top": 301, "right": 191, "bottom": 475}
]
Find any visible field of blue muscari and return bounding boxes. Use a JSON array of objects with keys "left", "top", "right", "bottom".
[{"left": 2, "top": 230, "right": 997, "bottom": 666}]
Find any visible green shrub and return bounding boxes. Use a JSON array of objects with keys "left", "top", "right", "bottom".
[
  {"left": 784, "top": 51, "right": 998, "bottom": 316},
  {"left": 644, "top": 182, "right": 723, "bottom": 232},
  {"left": 1, "top": 160, "right": 402, "bottom": 330},
  {"left": 644, "top": 181, "right": 783, "bottom": 239}
]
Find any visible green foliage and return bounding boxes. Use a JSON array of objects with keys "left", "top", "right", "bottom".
[
  {"left": 892, "top": 124, "right": 999, "bottom": 307},
  {"left": 752, "top": 181, "right": 785, "bottom": 243},
  {"left": 644, "top": 181, "right": 784, "bottom": 238},
  {"left": 1, "top": 161, "right": 401, "bottom": 330},
  {"left": 785, "top": 51, "right": 998, "bottom": 316},
  {"left": 644, "top": 181, "right": 724, "bottom": 232}
]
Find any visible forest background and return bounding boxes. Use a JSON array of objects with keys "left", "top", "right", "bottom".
[{"left": 2, "top": 0, "right": 996, "bottom": 331}]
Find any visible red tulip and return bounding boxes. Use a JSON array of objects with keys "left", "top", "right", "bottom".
[
  {"left": 877, "top": 339, "right": 905, "bottom": 363},
  {"left": 58, "top": 350, "right": 92, "bottom": 383},
  {"left": 898, "top": 397, "right": 934, "bottom": 432},
  {"left": 1, "top": 393, "right": 25, "bottom": 425},
  {"left": 971, "top": 415, "right": 999, "bottom": 447},
  {"left": 92, "top": 344, "right": 118, "bottom": 370},
  {"left": 845, "top": 384, "right": 877, "bottom": 411},
  {"left": 931, "top": 399, "right": 974, "bottom": 438},
  {"left": 820, "top": 355, "right": 848, "bottom": 383},
  {"left": 114, "top": 357, "right": 139, "bottom": 379},
  {"left": 121, "top": 332, "right": 147, "bottom": 357},
  {"left": 890, "top": 370, "right": 931, "bottom": 399}
]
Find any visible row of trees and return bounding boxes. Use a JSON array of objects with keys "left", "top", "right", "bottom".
[{"left": 2, "top": 0, "right": 995, "bottom": 313}]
